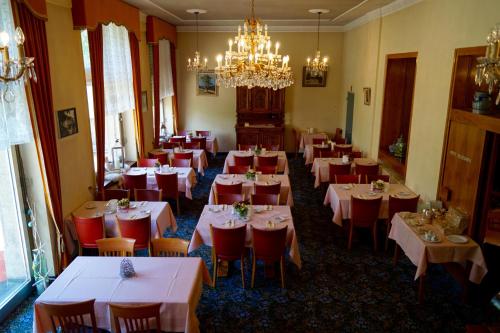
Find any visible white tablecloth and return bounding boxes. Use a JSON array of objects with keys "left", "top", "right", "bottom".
[
  {"left": 189, "top": 205, "right": 301, "bottom": 268},
  {"left": 223, "top": 151, "right": 289, "bottom": 174},
  {"left": 150, "top": 149, "right": 208, "bottom": 176},
  {"left": 64, "top": 201, "right": 177, "bottom": 255},
  {"left": 205, "top": 136, "right": 218, "bottom": 155},
  {"left": 209, "top": 174, "right": 294, "bottom": 206},
  {"left": 303, "top": 144, "right": 361, "bottom": 165},
  {"left": 311, "top": 157, "right": 377, "bottom": 188},
  {"left": 299, "top": 132, "right": 329, "bottom": 150},
  {"left": 33, "top": 257, "right": 208, "bottom": 333}
]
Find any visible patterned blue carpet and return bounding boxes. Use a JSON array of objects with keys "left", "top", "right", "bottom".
[{"left": 1, "top": 154, "right": 499, "bottom": 332}]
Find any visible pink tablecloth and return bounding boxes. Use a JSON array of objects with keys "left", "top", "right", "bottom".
[
  {"left": 389, "top": 213, "right": 488, "bottom": 283},
  {"left": 209, "top": 174, "right": 294, "bottom": 206},
  {"left": 311, "top": 157, "right": 377, "bottom": 188},
  {"left": 323, "top": 183, "right": 416, "bottom": 226},
  {"left": 303, "top": 144, "right": 361, "bottom": 165},
  {"left": 223, "top": 151, "right": 289, "bottom": 174},
  {"left": 188, "top": 205, "right": 301, "bottom": 268},
  {"left": 33, "top": 257, "right": 208, "bottom": 333},
  {"left": 124, "top": 167, "right": 197, "bottom": 199},
  {"left": 299, "top": 132, "right": 329, "bottom": 150},
  {"left": 150, "top": 149, "right": 208, "bottom": 176},
  {"left": 205, "top": 136, "right": 218, "bottom": 155}
]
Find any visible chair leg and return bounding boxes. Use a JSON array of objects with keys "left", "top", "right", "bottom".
[
  {"left": 372, "top": 222, "right": 378, "bottom": 252},
  {"left": 347, "top": 222, "right": 354, "bottom": 250},
  {"left": 240, "top": 256, "right": 245, "bottom": 289},
  {"left": 280, "top": 256, "right": 285, "bottom": 289},
  {"left": 212, "top": 257, "right": 218, "bottom": 288},
  {"left": 251, "top": 255, "right": 256, "bottom": 288}
]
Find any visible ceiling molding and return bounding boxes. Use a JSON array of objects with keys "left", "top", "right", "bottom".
[
  {"left": 46, "top": 0, "right": 72, "bottom": 8},
  {"left": 177, "top": 25, "right": 344, "bottom": 33}
]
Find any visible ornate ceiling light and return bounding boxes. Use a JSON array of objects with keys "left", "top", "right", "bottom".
[
  {"left": 476, "top": 23, "right": 500, "bottom": 104},
  {"left": 305, "top": 9, "right": 329, "bottom": 77},
  {"left": 214, "top": 0, "right": 293, "bottom": 90},
  {"left": 186, "top": 9, "right": 207, "bottom": 72}
]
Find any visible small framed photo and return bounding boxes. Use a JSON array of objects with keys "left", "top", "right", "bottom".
[
  {"left": 363, "top": 87, "right": 371, "bottom": 105},
  {"left": 141, "top": 91, "right": 148, "bottom": 113},
  {"left": 57, "top": 108, "right": 78, "bottom": 138},
  {"left": 196, "top": 71, "right": 218, "bottom": 96},
  {"left": 302, "top": 67, "right": 327, "bottom": 87}
]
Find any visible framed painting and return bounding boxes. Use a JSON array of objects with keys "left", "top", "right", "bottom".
[
  {"left": 302, "top": 67, "right": 327, "bottom": 87},
  {"left": 196, "top": 71, "right": 218, "bottom": 96},
  {"left": 57, "top": 108, "right": 78, "bottom": 138}
]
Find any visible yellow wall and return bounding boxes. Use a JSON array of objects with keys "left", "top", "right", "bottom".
[
  {"left": 341, "top": 0, "right": 500, "bottom": 200},
  {"left": 176, "top": 31, "right": 344, "bottom": 152}
]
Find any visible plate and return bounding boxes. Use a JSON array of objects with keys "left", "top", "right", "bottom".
[
  {"left": 129, "top": 204, "right": 137, "bottom": 209},
  {"left": 446, "top": 235, "right": 468, "bottom": 244},
  {"left": 367, "top": 191, "right": 378, "bottom": 196},
  {"left": 209, "top": 207, "right": 222, "bottom": 213},
  {"left": 397, "top": 191, "right": 411, "bottom": 197},
  {"left": 85, "top": 203, "right": 96, "bottom": 209},
  {"left": 272, "top": 215, "right": 287, "bottom": 223},
  {"left": 341, "top": 185, "right": 352, "bottom": 190}
]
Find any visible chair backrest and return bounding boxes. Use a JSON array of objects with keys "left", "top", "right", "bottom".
[
  {"left": 96, "top": 238, "right": 135, "bottom": 256},
  {"left": 155, "top": 172, "right": 178, "bottom": 200},
  {"left": 116, "top": 216, "right": 151, "bottom": 250},
  {"left": 148, "top": 152, "right": 168, "bottom": 165},
  {"left": 256, "top": 165, "right": 277, "bottom": 174},
  {"left": 239, "top": 144, "right": 257, "bottom": 151},
  {"left": 215, "top": 182, "right": 243, "bottom": 194},
  {"left": 110, "top": 303, "right": 162, "bottom": 333},
  {"left": 233, "top": 155, "right": 254, "bottom": 167},
  {"left": 329, "top": 163, "right": 351, "bottom": 183},
  {"left": 196, "top": 130, "right": 211, "bottom": 137},
  {"left": 257, "top": 155, "right": 278, "bottom": 166},
  {"left": 173, "top": 151, "right": 193, "bottom": 161},
  {"left": 355, "top": 163, "right": 379, "bottom": 177},
  {"left": 487, "top": 209, "right": 500, "bottom": 232},
  {"left": 169, "top": 136, "right": 186, "bottom": 143},
  {"left": 335, "top": 137, "right": 346, "bottom": 144},
  {"left": 228, "top": 165, "right": 250, "bottom": 174},
  {"left": 182, "top": 142, "right": 200, "bottom": 149},
  {"left": 216, "top": 193, "right": 245, "bottom": 205},
  {"left": 313, "top": 146, "right": 330, "bottom": 159},
  {"left": 171, "top": 158, "right": 192, "bottom": 168},
  {"left": 72, "top": 215, "right": 105, "bottom": 248},
  {"left": 366, "top": 174, "right": 390, "bottom": 184},
  {"left": 254, "top": 182, "right": 281, "bottom": 195},
  {"left": 334, "top": 145, "right": 353, "bottom": 155},
  {"left": 351, "top": 151, "right": 362, "bottom": 158},
  {"left": 320, "top": 150, "right": 336, "bottom": 158},
  {"left": 312, "top": 138, "right": 326, "bottom": 145},
  {"left": 210, "top": 224, "right": 247, "bottom": 261},
  {"left": 162, "top": 141, "right": 179, "bottom": 149},
  {"left": 42, "top": 299, "right": 98, "bottom": 333},
  {"left": 251, "top": 226, "right": 288, "bottom": 261},
  {"left": 261, "top": 144, "right": 280, "bottom": 151},
  {"left": 177, "top": 130, "right": 189, "bottom": 136},
  {"left": 137, "top": 158, "right": 158, "bottom": 167},
  {"left": 388, "top": 195, "right": 420, "bottom": 221},
  {"left": 351, "top": 196, "right": 382, "bottom": 227},
  {"left": 151, "top": 238, "right": 189, "bottom": 257},
  {"left": 251, "top": 193, "right": 280, "bottom": 205},
  {"left": 190, "top": 137, "right": 207, "bottom": 150},
  {"left": 134, "top": 189, "right": 162, "bottom": 202},
  {"left": 123, "top": 174, "right": 147, "bottom": 198},
  {"left": 335, "top": 174, "right": 360, "bottom": 184},
  {"left": 104, "top": 189, "right": 130, "bottom": 201}
]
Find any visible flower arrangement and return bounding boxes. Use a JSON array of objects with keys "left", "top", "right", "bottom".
[
  {"left": 254, "top": 147, "right": 262, "bottom": 155},
  {"left": 154, "top": 161, "right": 161, "bottom": 171},
  {"left": 118, "top": 198, "right": 130, "bottom": 209},
  {"left": 372, "top": 179, "right": 385, "bottom": 192},
  {"left": 233, "top": 201, "right": 249, "bottom": 219},
  {"left": 246, "top": 169, "right": 256, "bottom": 180}
]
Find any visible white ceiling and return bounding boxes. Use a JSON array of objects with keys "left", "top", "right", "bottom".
[{"left": 124, "top": 0, "right": 398, "bottom": 29}]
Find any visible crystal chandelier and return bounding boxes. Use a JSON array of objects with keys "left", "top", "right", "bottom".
[
  {"left": 215, "top": 0, "right": 293, "bottom": 90},
  {"left": 306, "top": 9, "right": 329, "bottom": 77},
  {"left": 476, "top": 23, "right": 500, "bottom": 104},
  {"left": 0, "top": 27, "right": 36, "bottom": 103},
  {"left": 186, "top": 9, "right": 207, "bottom": 72}
]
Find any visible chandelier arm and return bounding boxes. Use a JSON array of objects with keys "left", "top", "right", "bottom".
[
  {"left": 196, "top": 12, "right": 199, "bottom": 52},
  {"left": 317, "top": 12, "right": 321, "bottom": 52}
]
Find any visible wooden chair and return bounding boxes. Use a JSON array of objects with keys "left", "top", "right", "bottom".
[
  {"left": 355, "top": 163, "right": 379, "bottom": 179},
  {"left": 335, "top": 137, "right": 346, "bottom": 144},
  {"left": 313, "top": 146, "right": 330, "bottom": 159},
  {"left": 191, "top": 137, "right": 207, "bottom": 150},
  {"left": 366, "top": 174, "right": 390, "bottom": 184},
  {"left": 351, "top": 151, "right": 362, "bottom": 158},
  {"left": 171, "top": 158, "right": 191, "bottom": 168},
  {"left": 320, "top": 150, "right": 336, "bottom": 158},
  {"left": 72, "top": 215, "right": 105, "bottom": 256},
  {"left": 228, "top": 165, "right": 250, "bottom": 174},
  {"left": 96, "top": 238, "right": 135, "bottom": 256},
  {"left": 349, "top": 196, "right": 382, "bottom": 251},
  {"left": 210, "top": 224, "right": 247, "bottom": 288},
  {"left": 329, "top": 163, "right": 352, "bottom": 184},
  {"left": 251, "top": 226, "right": 288, "bottom": 288},
  {"left": 484, "top": 209, "right": 500, "bottom": 246},
  {"left": 313, "top": 138, "right": 327, "bottom": 145},
  {"left": 254, "top": 182, "right": 281, "bottom": 195},
  {"left": 148, "top": 152, "right": 168, "bottom": 165},
  {"left": 41, "top": 299, "right": 99, "bottom": 333},
  {"left": 239, "top": 144, "right": 257, "bottom": 151},
  {"left": 122, "top": 174, "right": 147, "bottom": 200},
  {"left": 335, "top": 174, "right": 360, "bottom": 184},
  {"left": 387, "top": 194, "right": 420, "bottom": 250},
  {"left": 155, "top": 172, "right": 180, "bottom": 215},
  {"left": 162, "top": 141, "right": 179, "bottom": 149},
  {"left": 256, "top": 165, "right": 277, "bottom": 174},
  {"left": 251, "top": 193, "right": 280, "bottom": 205},
  {"left": 261, "top": 144, "right": 280, "bottom": 151},
  {"left": 104, "top": 189, "right": 130, "bottom": 201},
  {"left": 256, "top": 155, "right": 278, "bottom": 167},
  {"left": 134, "top": 189, "right": 162, "bottom": 202},
  {"left": 169, "top": 136, "right": 186, "bottom": 143},
  {"left": 334, "top": 145, "right": 353, "bottom": 156},
  {"left": 109, "top": 303, "right": 162, "bottom": 333},
  {"left": 177, "top": 130, "right": 189, "bottom": 136},
  {"left": 215, "top": 182, "right": 243, "bottom": 195},
  {"left": 182, "top": 142, "right": 200, "bottom": 150},
  {"left": 151, "top": 238, "right": 189, "bottom": 257},
  {"left": 233, "top": 155, "right": 254, "bottom": 167},
  {"left": 137, "top": 158, "right": 158, "bottom": 167},
  {"left": 196, "top": 130, "right": 211, "bottom": 137},
  {"left": 116, "top": 216, "right": 152, "bottom": 255},
  {"left": 216, "top": 193, "right": 245, "bottom": 205},
  {"left": 173, "top": 151, "right": 193, "bottom": 166}
]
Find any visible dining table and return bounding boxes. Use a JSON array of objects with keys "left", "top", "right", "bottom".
[
  {"left": 223, "top": 150, "right": 289, "bottom": 174},
  {"left": 209, "top": 174, "right": 294, "bottom": 206},
  {"left": 323, "top": 183, "right": 417, "bottom": 226},
  {"left": 188, "top": 205, "right": 302, "bottom": 269},
  {"left": 299, "top": 132, "right": 329, "bottom": 150},
  {"left": 311, "top": 157, "right": 377, "bottom": 187},
  {"left": 64, "top": 200, "right": 176, "bottom": 256},
  {"left": 171, "top": 135, "right": 219, "bottom": 156},
  {"left": 303, "top": 143, "right": 361, "bottom": 165},
  {"left": 149, "top": 148, "right": 208, "bottom": 175},
  {"left": 123, "top": 166, "right": 197, "bottom": 199},
  {"left": 33, "top": 256, "right": 210, "bottom": 333}
]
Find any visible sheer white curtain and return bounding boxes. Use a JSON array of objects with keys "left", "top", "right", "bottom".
[
  {"left": 0, "top": 0, "right": 33, "bottom": 149},
  {"left": 102, "top": 23, "right": 135, "bottom": 116},
  {"left": 159, "top": 39, "right": 174, "bottom": 99}
]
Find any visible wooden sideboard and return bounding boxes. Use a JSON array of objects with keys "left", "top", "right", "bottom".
[{"left": 235, "top": 87, "right": 285, "bottom": 149}]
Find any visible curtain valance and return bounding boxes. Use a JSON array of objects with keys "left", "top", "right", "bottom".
[
  {"left": 146, "top": 15, "right": 176, "bottom": 46},
  {"left": 15, "top": 0, "right": 46, "bottom": 19}
]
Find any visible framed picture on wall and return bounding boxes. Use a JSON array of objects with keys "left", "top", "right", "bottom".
[
  {"left": 363, "top": 87, "right": 371, "bottom": 105},
  {"left": 141, "top": 91, "right": 148, "bottom": 112},
  {"left": 196, "top": 71, "right": 218, "bottom": 96},
  {"left": 57, "top": 108, "right": 78, "bottom": 138},
  {"left": 302, "top": 66, "right": 327, "bottom": 87}
]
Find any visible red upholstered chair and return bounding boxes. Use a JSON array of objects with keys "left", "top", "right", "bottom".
[
  {"left": 174, "top": 151, "right": 193, "bottom": 167},
  {"left": 349, "top": 196, "right": 382, "bottom": 251},
  {"left": 171, "top": 158, "right": 191, "bottom": 168},
  {"left": 215, "top": 182, "right": 243, "bottom": 195},
  {"left": 162, "top": 141, "right": 179, "bottom": 149},
  {"left": 72, "top": 215, "right": 105, "bottom": 256},
  {"left": 110, "top": 303, "right": 162, "bottom": 333},
  {"left": 355, "top": 163, "right": 380, "bottom": 183},
  {"left": 261, "top": 144, "right": 280, "bottom": 151},
  {"left": 351, "top": 151, "right": 362, "bottom": 158},
  {"left": 256, "top": 165, "right": 277, "bottom": 174},
  {"left": 239, "top": 144, "right": 258, "bottom": 151},
  {"left": 251, "top": 194, "right": 279, "bottom": 205},
  {"left": 148, "top": 152, "right": 168, "bottom": 165},
  {"left": 137, "top": 158, "right": 158, "bottom": 167},
  {"left": 228, "top": 165, "right": 250, "bottom": 174},
  {"left": 134, "top": 189, "right": 162, "bottom": 202},
  {"left": 122, "top": 173, "right": 147, "bottom": 200},
  {"left": 386, "top": 194, "right": 420, "bottom": 250},
  {"left": 41, "top": 299, "right": 99, "bottom": 333},
  {"left": 210, "top": 224, "right": 247, "bottom": 288},
  {"left": 335, "top": 137, "right": 346, "bottom": 144},
  {"left": 251, "top": 226, "right": 288, "bottom": 288},
  {"left": 155, "top": 172, "right": 180, "bottom": 215},
  {"left": 169, "top": 136, "right": 186, "bottom": 143},
  {"left": 329, "top": 163, "right": 352, "bottom": 184},
  {"left": 335, "top": 174, "right": 360, "bottom": 184},
  {"left": 255, "top": 182, "right": 281, "bottom": 195},
  {"left": 196, "top": 130, "right": 211, "bottom": 137},
  {"left": 234, "top": 155, "right": 254, "bottom": 167},
  {"left": 312, "top": 138, "right": 327, "bottom": 145},
  {"left": 191, "top": 137, "right": 207, "bottom": 150},
  {"left": 182, "top": 142, "right": 200, "bottom": 150},
  {"left": 313, "top": 146, "right": 330, "bottom": 159},
  {"left": 256, "top": 155, "right": 278, "bottom": 167},
  {"left": 320, "top": 150, "right": 335, "bottom": 158},
  {"left": 177, "top": 130, "right": 189, "bottom": 136},
  {"left": 216, "top": 193, "right": 245, "bottom": 205},
  {"left": 366, "top": 174, "right": 390, "bottom": 184},
  {"left": 104, "top": 189, "right": 130, "bottom": 201},
  {"left": 334, "top": 145, "right": 353, "bottom": 156},
  {"left": 116, "top": 215, "right": 151, "bottom": 254}
]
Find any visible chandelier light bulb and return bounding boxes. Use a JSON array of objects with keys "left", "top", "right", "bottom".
[
  {"left": 0, "top": 31, "right": 10, "bottom": 48},
  {"left": 14, "top": 27, "right": 25, "bottom": 45}
]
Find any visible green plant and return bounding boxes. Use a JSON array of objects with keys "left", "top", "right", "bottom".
[
  {"left": 118, "top": 198, "right": 130, "bottom": 208},
  {"left": 246, "top": 170, "right": 256, "bottom": 180},
  {"left": 233, "top": 201, "right": 249, "bottom": 218}
]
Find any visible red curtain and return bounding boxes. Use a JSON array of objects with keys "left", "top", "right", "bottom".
[
  {"left": 87, "top": 26, "right": 106, "bottom": 199},
  {"left": 170, "top": 42, "right": 179, "bottom": 135},
  {"left": 152, "top": 44, "right": 160, "bottom": 148},
  {"left": 129, "top": 32, "right": 145, "bottom": 158},
  {"left": 17, "top": 3, "right": 66, "bottom": 270}
]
